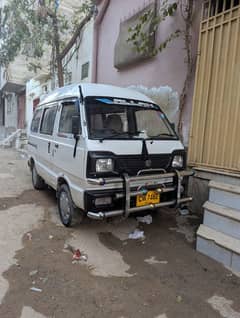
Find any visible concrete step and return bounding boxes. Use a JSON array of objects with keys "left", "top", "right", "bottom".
[
  {"left": 197, "top": 225, "right": 240, "bottom": 273},
  {"left": 203, "top": 201, "right": 240, "bottom": 240},
  {"left": 209, "top": 181, "right": 240, "bottom": 211},
  {"left": 0, "top": 129, "right": 21, "bottom": 147}
]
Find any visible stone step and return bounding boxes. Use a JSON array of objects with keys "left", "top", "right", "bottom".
[
  {"left": 209, "top": 181, "right": 240, "bottom": 211},
  {"left": 203, "top": 201, "right": 240, "bottom": 240},
  {"left": 197, "top": 225, "right": 240, "bottom": 273}
]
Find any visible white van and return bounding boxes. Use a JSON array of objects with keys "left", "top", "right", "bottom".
[{"left": 28, "top": 83, "right": 193, "bottom": 226}]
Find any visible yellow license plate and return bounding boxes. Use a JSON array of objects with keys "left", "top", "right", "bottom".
[{"left": 136, "top": 191, "right": 160, "bottom": 207}]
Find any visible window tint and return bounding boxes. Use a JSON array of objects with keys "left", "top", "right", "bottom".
[
  {"left": 59, "top": 103, "right": 79, "bottom": 134},
  {"left": 31, "top": 109, "right": 42, "bottom": 133},
  {"left": 40, "top": 106, "right": 57, "bottom": 135}
]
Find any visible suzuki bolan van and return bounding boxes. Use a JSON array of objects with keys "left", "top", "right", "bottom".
[{"left": 28, "top": 83, "right": 193, "bottom": 226}]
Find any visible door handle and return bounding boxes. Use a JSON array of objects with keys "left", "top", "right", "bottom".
[{"left": 48, "top": 142, "right": 51, "bottom": 153}]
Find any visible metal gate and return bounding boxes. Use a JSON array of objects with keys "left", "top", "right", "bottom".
[{"left": 188, "top": 0, "right": 240, "bottom": 173}]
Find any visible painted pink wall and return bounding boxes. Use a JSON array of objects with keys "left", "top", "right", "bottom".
[{"left": 96, "top": 0, "right": 203, "bottom": 144}]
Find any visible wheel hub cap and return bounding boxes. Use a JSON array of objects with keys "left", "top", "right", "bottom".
[{"left": 60, "top": 192, "right": 71, "bottom": 221}]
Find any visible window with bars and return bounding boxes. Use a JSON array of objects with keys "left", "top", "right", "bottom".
[
  {"left": 81, "top": 62, "right": 89, "bottom": 80},
  {"left": 203, "top": 0, "right": 240, "bottom": 19}
]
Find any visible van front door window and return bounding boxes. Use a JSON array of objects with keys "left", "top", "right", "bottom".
[{"left": 58, "top": 102, "right": 80, "bottom": 137}]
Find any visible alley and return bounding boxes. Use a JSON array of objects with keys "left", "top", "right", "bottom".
[{"left": 0, "top": 148, "right": 239, "bottom": 318}]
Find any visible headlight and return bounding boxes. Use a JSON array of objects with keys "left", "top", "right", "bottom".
[
  {"left": 172, "top": 155, "right": 183, "bottom": 168},
  {"left": 96, "top": 158, "right": 114, "bottom": 172}
]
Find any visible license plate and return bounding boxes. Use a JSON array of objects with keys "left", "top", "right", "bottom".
[{"left": 136, "top": 191, "right": 160, "bottom": 207}]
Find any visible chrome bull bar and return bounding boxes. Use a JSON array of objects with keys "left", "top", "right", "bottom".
[{"left": 87, "top": 170, "right": 193, "bottom": 220}]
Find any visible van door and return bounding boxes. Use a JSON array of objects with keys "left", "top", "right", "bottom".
[
  {"left": 51, "top": 100, "right": 86, "bottom": 204},
  {"left": 37, "top": 104, "right": 58, "bottom": 187}
]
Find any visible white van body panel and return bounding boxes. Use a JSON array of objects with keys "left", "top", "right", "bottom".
[
  {"left": 86, "top": 139, "right": 184, "bottom": 155},
  {"left": 40, "top": 83, "right": 153, "bottom": 105}
]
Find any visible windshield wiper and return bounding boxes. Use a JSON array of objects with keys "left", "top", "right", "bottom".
[
  {"left": 148, "top": 133, "right": 176, "bottom": 139},
  {"left": 99, "top": 132, "right": 137, "bottom": 142}
]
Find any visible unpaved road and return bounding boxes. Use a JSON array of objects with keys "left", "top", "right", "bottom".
[{"left": 0, "top": 148, "right": 240, "bottom": 318}]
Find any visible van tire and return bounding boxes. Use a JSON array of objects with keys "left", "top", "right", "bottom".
[
  {"left": 32, "top": 165, "right": 45, "bottom": 190},
  {"left": 57, "top": 184, "right": 83, "bottom": 227}
]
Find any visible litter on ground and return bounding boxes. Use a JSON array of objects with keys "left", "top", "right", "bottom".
[
  {"left": 144, "top": 256, "right": 168, "bottom": 265},
  {"left": 136, "top": 214, "right": 153, "bottom": 224},
  {"left": 26, "top": 232, "right": 32, "bottom": 240},
  {"left": 72, "top": 249, "right": 81, "bottom": 260},
  {"left": 128, "top": 229, "right": 145, "bottom": 240},
  {"left": 40, "top": 277, "right": 48, "bottom": 284},
  {"left": 179, "top": 208, "right": 189, "bottom": 216},
  {"left": 29, "top": 270, "right": 38, "bottom": 277},
  {"left": 176, "top": 295, "right": 183, "bottom": 303},
  {"left": 72, "top": 249, "right": 88, "bottom": 263},
  {"left": 80, "top": 254, "right": 88, "bottom": 261},
  {"left": 30, "top": 287, "right": 42, "bottom": 293}
]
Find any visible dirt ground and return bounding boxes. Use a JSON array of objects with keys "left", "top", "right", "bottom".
[{"left": 0, "top": 148, "right": 240, "bottom": 318}]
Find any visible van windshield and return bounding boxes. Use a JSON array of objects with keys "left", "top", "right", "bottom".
[{"left": 85, "top": 97, "right": 178, "bottom": 141}]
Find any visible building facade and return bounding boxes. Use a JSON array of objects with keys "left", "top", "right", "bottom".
[
  {"left": 25, "top": 2, "right": 94, "bottom": 132},
  {"left": 94, "top": 0, "right": 203, "bottom": 144}
]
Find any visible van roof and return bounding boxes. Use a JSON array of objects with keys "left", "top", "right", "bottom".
[{"left": 39, "top": 83, "right": 154, "bottom": 106}]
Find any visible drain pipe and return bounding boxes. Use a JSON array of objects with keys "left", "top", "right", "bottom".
[{"left": 91, "top": 0, "right": 110, "bottom": 83}]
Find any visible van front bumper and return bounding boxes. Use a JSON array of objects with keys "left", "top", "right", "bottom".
[{"left": 85, "top": 170, "right": 193, "bottom": 220}]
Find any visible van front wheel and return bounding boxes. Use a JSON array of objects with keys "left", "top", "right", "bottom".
[{"left": 57, "top": 184, "right": 83, "bottom": 227}]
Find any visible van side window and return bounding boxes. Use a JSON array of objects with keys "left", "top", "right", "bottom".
[
  {"left": 40, "top": 106, "right": 57, "bottom": 135},
  {"left": 31, "top": 109, "right": 42, "bottom": 133},
  {"left": 58, "top": 103, "right": 79, "bottom": 135}
]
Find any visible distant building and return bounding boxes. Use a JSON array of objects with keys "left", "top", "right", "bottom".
[
  {"left": 25, "top": 1, "right": 94, "bottom": 132},
  {"left": 0, "top": 0, "right": 94, "bottom": 137}
]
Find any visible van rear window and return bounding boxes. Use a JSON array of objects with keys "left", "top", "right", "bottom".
[
  {"left": 40, "top": 106, "right": 57, "bottom": 135},
  {"left": 31, "top": 109, "right": 42, "bottom": 133}
]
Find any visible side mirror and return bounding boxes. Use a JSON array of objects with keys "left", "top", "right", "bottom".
[
  {"left": 72, "top": 115, "right": 81, "bottom": 137},
  {"left": 170, "top": 122, "right": 175, "bottom": 131}
]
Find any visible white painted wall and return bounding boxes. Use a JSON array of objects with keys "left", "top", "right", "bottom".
[
  {"left": 0, "top": 67, "right": 6, "bottom": 90},
  {"left": 4, "top": 93, "right": 18, "bottom": 130},
  {"left": 63, "top": 19, "right": 94, "bottom": 84}
]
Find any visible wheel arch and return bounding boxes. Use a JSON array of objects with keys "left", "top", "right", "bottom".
[
  {"left": 56, "top": 176, "right": 69, "bottom": 197},
  {"left": 28, "top": 157, "right": 35, "bottom": 170}
]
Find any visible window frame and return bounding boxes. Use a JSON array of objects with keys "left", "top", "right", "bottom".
[
  {"left": 57, "top": 100, "right": 81, "bottom": 139},
  {"left": 40, "top": 104, "right": 58, "bottom": 136},
  {"left": 30, "top": 108, "right": 43, "bottom": 133},
  {"left": 81, "top": 62, "right": 89, "bottom": 80},
  {"left": 85, "top": 99, "right": 178, "bottom": 141}
]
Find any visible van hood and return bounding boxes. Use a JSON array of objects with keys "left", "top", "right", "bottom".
[{"left": 86, "top": 139, "right": 184, "bottom": 155}]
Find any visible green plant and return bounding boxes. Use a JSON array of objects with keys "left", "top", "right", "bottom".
[{"left": 127, "top": 0, "right": 180, "bottom": 57}]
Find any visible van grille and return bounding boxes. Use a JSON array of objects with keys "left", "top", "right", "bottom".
[{"left": 115, "top": 154, "right": 172, "bottom": 176}]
